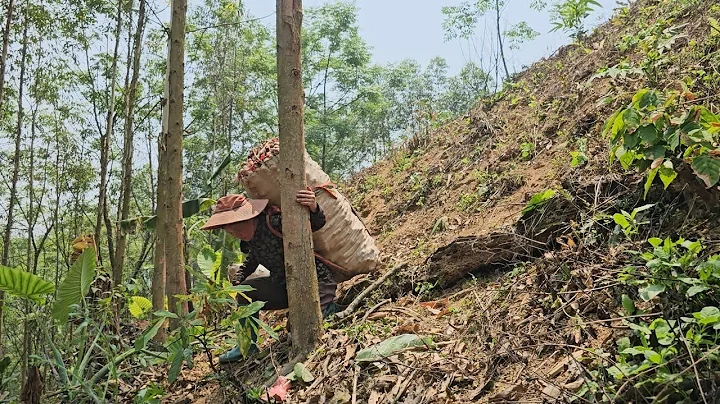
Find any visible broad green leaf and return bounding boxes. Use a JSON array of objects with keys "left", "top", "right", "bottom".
[
  {"left": 197, "top": 246, "right": 217, "bottom": 280},
  {"left": 693, "top": 306, "right": 720, "bottom": 325},
  {"left": 648, "top": 238, "right": 663, "bottom": 248},
  {"left": 644, "top": 349, "right": 662, "bottom": 364},
  {"left": 637, "top": 125, "right": 658, "bottom": 145},
  {"left": 622, "top": 108, "right": 641, "bottom": 130},
  {"left": 0, "top": 265, "right": 54, "bottom": 304},
  {"left": 649, "top": 319, "right": 674, "bottom": 346},
  {"left": 613, "top": 213, "right": 630, "bottom": 229},
  {"left": 622, "top": 294, "right": 635, "bottom": 315},
  {"left": 356, "top": 334, "right": 434, "bottom": 362},
  {"left": 52, "top": 247, "right": 97, "bottom": 322},
  {"left": 618, "top": 149, "right": 636, "bottom": 170},
  {"left": 129, "top": 296, "right": 153, "bottom": 319},
  {"left": 658, "top": 161, "right": 677, "bottom": 189},
  {"left": 639, "top": 284, "right": 665, "bottom": 302},
  {"left": 642, "top": 145, "right": 666, "bottom": 161},
  {"left": 293, "top": 362, "right": 315, "bottom": 383},
  {"left": 621, "top": 347, "right": 645, "bottom": 356},
  {"left": 521, "top": 189, "right": 556, "bottom": 215},
  {"left": 691, "top": 155, "right": 720, "bottom": 187},
  {"left": 686, "top": 285, "right": 710, "bottom": 297}
]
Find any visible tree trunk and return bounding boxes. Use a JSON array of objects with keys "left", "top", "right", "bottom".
[
  {"left": 495, "top": 0, "right": 509, "bottom": 80},
  {"left": 162, "top": 0, "right": 188, "bottom": 328},
  {"left": 95, "top": 0, "right": 123, "bottom": 271},
  {"left": 114, "top": 0, "right": 147, "bottom": 287},
  {"left": 152, "top": 132, "right": 168, "bottom": 341},
  {"left": 0, "top": 0, "right": 14, "bottom": 112},
  {"left": 0, "top": 6, "right": 28, "bottom": 357},
  {"left": 276, "top": 0, "right": 323, "bottom": 356}
]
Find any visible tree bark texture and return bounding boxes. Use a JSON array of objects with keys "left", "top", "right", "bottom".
[
  {"left": 163, "top": 0, "right": 188, "bottom": 327},
  {"left": 276, "top": 0, "right": 323, "bottom": 356},
  {"left": 114, "top": 0, "right": 147, "bottom": 287}
]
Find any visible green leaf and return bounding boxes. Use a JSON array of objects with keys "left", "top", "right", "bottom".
[
  {"left": 521, "top": 189, "right": 556, "bottom": 215},
  {"left": 613, "top": 213, "right": 630, "bottom": 229},
  {"left": 643, "top": 145, "right": 666, "bottom": 161},
  {"left": 639, "top": 284, "right": 665, "bottom": 301},
  {"left": 293, "top": 362, "right": 315, "bottom": 383},
  {"left": 0, "top": 265, "right": 54, "bottom": 304},
  {"left": 622, "top": 294, "right": 635, "bottom": 315},
  {"left": 686, "top": 285, "right": 710, "bottom": 297},
  {"left": 129, "top": 296, "right": 153, "bottom": 319},
  {"left": 658, "top": 161, "right": 677, "bottom": 189},
  {"left": 197, "top": 246, "right": 217, "bottom": 280},
  {"left": 52, "top": 247, "right": 96, "bottom": 322},
  {"left": 622, "top": 108, "right": 641, "bottom": 130},
  {"left": 168, "top": 348, "right": 187, "bottom": 383},
  {"left": 356, "top": 334, "right": 434, "bottom": 362},
  {"left": 649, "top": 319, "right": 674, "bottom": 346},
  {"left": 570, "top": 151, "right": 588, "bottom": 168},
  {"left": 135, "top": 319, "right": 165, "bottom": 351},
  {"left": 644, "top": 167, "right": 658, "bottom": 199},
  {"left": 644, "top": 349, "right": 662, "bottom": 364},
  {"left": 153, "top": 310, "right": 180, "bottom": 319},
  {"left": 691, "top": 155, "right": 720, "bottom": 187},
  {"left": 253, "top": 317, "right": 279, "bottom": 341},
  {"left": 236, "top": 301, "right": 265, "bottom": 319},
  {"left": 618, "top": 149, "right": 636, "bottom": 170},
  {"left": 693, "top": 306, "right": 720, "bottom": 325},
  {"left": 648, "top": 238, "right": 663, "bottom": 248},
  {"left": 637, "top": 125, "right": 659, "bottom": 145}
]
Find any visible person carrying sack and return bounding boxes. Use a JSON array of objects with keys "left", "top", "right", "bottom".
[{"left": 200, "top": 190, "right": 338, "bottom": 363}]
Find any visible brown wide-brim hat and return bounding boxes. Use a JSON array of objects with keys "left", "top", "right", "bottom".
[{"left": 200, "top": 194, "right": 269, "bottom": 230}]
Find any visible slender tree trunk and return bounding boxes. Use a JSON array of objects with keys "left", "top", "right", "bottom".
[
  {"left": 0, "top": 0, "right": 14, "bottom": 111},
  {"left": 494, "top": 0, "right": 509, "bottom": 80},
  {"left": 276, "top": 0, "right": 322, "bottom": 356},
  {"left": 95, "top": 0, "right": 123, "bottom": 270},
  {"left": 162, "top": 0, "right": 188, "bottom": 327},
  {"left": 22, "top": 105, "right": 38, "bottom": 390},
  {"left": 114, "top": 0, "right": 147, "bottom": 287},
  {"left": 0, "top": 7, "right": 28, "bottom": 357},
  {"left": 152, "top": 131, "right": 168, "bottom": 341}
]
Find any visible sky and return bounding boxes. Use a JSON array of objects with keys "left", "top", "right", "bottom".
[{"left": 241, "top": 0, "right": 619, "bottom": 76}]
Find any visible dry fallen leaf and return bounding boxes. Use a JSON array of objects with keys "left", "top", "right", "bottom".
[
  {"left": 261, "top": 377, "right": 291, "bottom": 402},
  {"left": 368, "top": 390, "right": 382, "bottom": 404},
  {"left": 395, "top": 322, "right": 419, "bottom": 334},
  {"left": 489, "top": 383, "right": 526, "bottom": 402}
]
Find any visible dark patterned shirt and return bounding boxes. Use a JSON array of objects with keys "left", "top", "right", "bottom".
[{"left": 238, "top": 205, "right": 334, "bottom": 285}]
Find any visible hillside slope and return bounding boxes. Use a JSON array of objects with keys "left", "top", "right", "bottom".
[{"left": 162, "top": 1, "right": 720, "bottom": 402}]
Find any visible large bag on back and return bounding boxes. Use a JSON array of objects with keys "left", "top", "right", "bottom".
[{"left": 236, "top": 138, "right": 380, "bottom": 282}]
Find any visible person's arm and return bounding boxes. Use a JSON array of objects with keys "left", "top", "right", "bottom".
[
  {"left": 268, "top": 189, "right": 327, "bottom": 233},
  {"left": 229, "top": 242, "right": 258, "bottom": 285}
]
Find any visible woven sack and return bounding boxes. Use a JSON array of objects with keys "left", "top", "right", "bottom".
[{"left": 237, "top": 138, "right": 380, "bottom": 281}]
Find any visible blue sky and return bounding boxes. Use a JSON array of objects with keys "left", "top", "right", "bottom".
[{"left": 242, "top": 0, "right": 618, "bottom": 75}]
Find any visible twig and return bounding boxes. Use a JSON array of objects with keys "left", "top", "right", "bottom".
[
  {"left": 351, "top": 365, "right": 359, "bottom": 404},
  {"left": 360, "top": 299, "right": 392, "bottom": 322},
  {"left": 334, "top": 262, "right": 407, "bottom": 320},
  {"left": 262, "top": 353, "right": 304, "bottom": 388}
]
